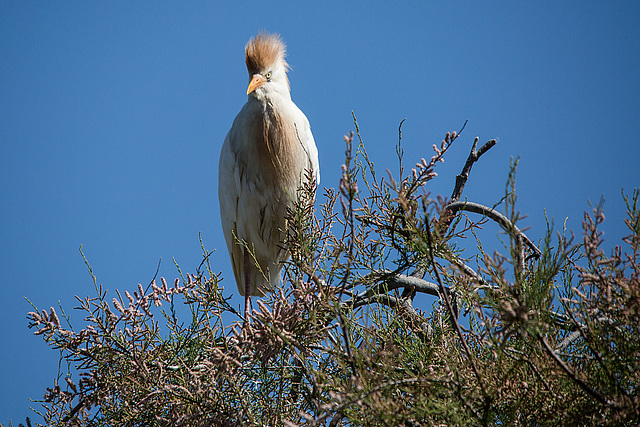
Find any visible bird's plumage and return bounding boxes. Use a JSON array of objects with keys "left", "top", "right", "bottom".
[{"left": 218, "top": 33, "right": 319, "bottom": 300}]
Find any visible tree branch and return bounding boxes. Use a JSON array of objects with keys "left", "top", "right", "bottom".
[
  {"left": 538, "top": 333, "right": 614, "bottom": 407},
  {"left": 424, "top": 219, "right": 489, "bottom": 401},
  {"left": 449, "top": 257, "right": 493, "bottom": 288},
  {"left": 555, "top": 330, "right": 582, "bottom": 353},
  {"left": 450, "top": 137, "right": 497, "bottom": 204},
  {"left": 445, "top": 201, "right": 542, "bottom": 259}
]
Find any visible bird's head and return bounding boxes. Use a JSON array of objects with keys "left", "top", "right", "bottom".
[{"left": 245, "top": 32, "right": 290, "bottom": 99}]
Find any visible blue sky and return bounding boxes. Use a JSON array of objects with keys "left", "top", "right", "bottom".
[{"left": 1, "top": 1, "right": 639, "bottom": 423}]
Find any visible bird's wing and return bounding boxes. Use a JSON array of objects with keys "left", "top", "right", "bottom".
[
  {"left": 218, "top": 131, "right": 243, "bottom": 292},
  {"left": 292, "top": 105, "right": 320, "bottom": 185},
  {"left": 218, "top": 123, "right": 285, "bottom": 297}
]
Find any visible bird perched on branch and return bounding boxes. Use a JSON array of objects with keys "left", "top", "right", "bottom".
[{"left": 218, "top": 33, "right": 319, "bottom": 319}]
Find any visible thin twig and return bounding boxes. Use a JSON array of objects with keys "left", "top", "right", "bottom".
[
  {"left": 424, "top": 219, "right": 490, "bottom": 403},
  {"left": 537, "top": 333, "right": 614, "bottom": 407}
]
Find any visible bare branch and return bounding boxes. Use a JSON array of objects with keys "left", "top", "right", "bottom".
[
  {"left": 445, "top": 201, "right": 542, "bottom": 259},
  {"left": 449, "top": 258, "right": 493, "bottom": 288},
  {"left": 555, "top": 330, "right": 582, "bottom": 353},
  {"left": 451, "top": 138, "right": 497, "bottom": 204}
]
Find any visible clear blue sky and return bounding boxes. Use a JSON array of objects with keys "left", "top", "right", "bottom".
[{"left": 1, "top": 1, "right": 639, "bottom": 423}]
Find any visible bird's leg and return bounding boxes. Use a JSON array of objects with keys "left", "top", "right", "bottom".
[
  {"left": 244, "top": 292, "right": 251, "bottom": 321},
  {"left": 244, "top": 248, "right": 252, "bottom": 322}
]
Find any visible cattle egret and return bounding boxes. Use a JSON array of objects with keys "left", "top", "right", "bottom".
[{"left": 218, "top": 33, "right": 320, "bottom": 319}]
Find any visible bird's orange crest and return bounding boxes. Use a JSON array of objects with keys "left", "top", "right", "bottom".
[{"left": 245, "top": 32, "right": 289, "bottom": 75}]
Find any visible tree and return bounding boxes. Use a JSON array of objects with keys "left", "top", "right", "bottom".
[{"left": 19, "top": 117, "right": 640, "bottom": 426}]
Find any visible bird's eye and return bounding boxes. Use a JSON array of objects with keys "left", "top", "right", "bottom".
[{"left": 265, "top": 71, "right": 272, "bottom": 80}]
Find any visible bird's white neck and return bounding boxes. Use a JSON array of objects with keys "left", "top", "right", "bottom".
[{"left": 249, "top": 86, "right": 292, "bottom": 105}]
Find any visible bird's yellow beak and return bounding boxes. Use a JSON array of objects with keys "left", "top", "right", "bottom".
[{"left": 247, "top": 74, "right": 267, "bottom": 95}]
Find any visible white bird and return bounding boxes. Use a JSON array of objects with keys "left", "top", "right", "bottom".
[{"left": 218, "top": 33, "right": 319, "bottom": 319}]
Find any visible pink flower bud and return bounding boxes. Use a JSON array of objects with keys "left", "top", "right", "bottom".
[
  {"left": 112, "top": 298, "right": 125, "bottom": 314},
  {"left": 49, "top": 307, "right": 61, "bottom": 328}
]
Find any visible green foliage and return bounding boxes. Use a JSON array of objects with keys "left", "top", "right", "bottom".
[{"left": 16, "top": 119, "right": 639, "bottom": 426}]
